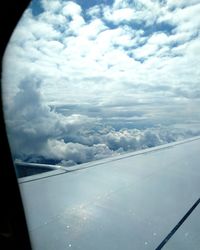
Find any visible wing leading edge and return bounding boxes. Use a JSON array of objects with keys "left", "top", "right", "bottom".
[{"left": 19, "top": 136, "right": 200, "bottom": 249}]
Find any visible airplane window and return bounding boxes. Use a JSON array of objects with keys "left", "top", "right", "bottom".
[
  {"left": 2, "top": 1, "right": 200, "bottom": 250},
  {"left": 2, "top": 0, "right": 200, "bottom": 178}
]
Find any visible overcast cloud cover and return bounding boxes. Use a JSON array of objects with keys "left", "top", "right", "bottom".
[{"left": 2, "top": 0, "right": 200, "bottom": 166}]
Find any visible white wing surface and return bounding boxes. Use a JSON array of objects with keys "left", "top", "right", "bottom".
[{"left": 19, "top": 137, "right": 200, "bottom": 249}]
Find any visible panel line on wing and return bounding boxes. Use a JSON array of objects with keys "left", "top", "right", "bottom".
[{"left": 155, "top": 198, "right": 200, "bottom": 250}]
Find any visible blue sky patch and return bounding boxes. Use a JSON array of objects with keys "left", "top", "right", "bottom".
[
  {"left": 75, "top": 0, "right": 114, "bottom": 10},
  {"left": 30, "top": 0, "right": 44, "bottom": 16}
]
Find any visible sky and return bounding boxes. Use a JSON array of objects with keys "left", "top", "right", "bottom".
[{"left": 2, "top": 0, "right": 200, "bottom": 166}]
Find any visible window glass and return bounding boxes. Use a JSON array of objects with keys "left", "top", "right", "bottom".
[{"left": 2, "top": 0, "right": 200, "bottom": 177}]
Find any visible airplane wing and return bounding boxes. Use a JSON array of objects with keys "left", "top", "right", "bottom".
[{"left": 18, "top": 136, "right": 200, "bottom": 250}]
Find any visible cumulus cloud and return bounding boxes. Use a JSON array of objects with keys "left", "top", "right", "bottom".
[{"left": 2, "top": 0, "right": 200, "bottom": 168}]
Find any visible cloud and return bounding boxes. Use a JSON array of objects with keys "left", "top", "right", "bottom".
[
  {"left": 2, "top": 0, "right": 200, "bottom": 168},
  {"left": 79, "top": 19, "right": 107, "bottom": 39},
  {"left": 103, "top": 7, "right": 135, "bottom": 24},
  {"left": 86, "top": 5, "right": 102, "bottom": 19},
  {"left": 41, "top": 0, "right": 62, "bottom": 12},
  {"left": 4, "top": 75, "right": 61, "bottom": 156},
  {"left": 103, "top": 0, "right": 162, "bottom": 26},
  {"left": 158, "top": 2, "right": 200, "bottom": 40},
  {"left": 4, "top": 74, "right": 200, "bottom": 166},
  {"left": 166, "top": 0, "right": 200, "bottom": 9},
  {"left": 62, "top": 1, "right": 82, "bottom": 16},
  {"left": 43, "top": 140, "right": 115, "bottom": 166}
]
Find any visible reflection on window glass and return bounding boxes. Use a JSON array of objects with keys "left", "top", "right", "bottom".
[{"left": 2, "top": 0, "right": 200, "bottom": 177}]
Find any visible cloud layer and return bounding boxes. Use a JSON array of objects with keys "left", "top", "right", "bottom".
[{"left": 2, "top": 0, "right": 200, "bottom": 166}]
